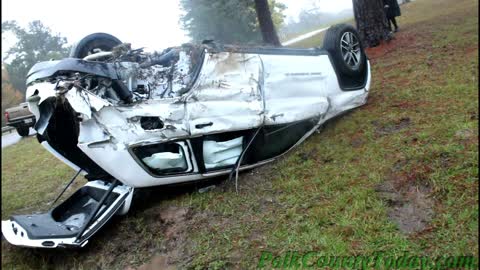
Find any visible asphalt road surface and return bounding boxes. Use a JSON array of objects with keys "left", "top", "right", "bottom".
[
  {"left": 282, "top": 26, "right": 330, "bottom": 46},
  {"left": 2, "top": 128, "right": 37, "bottom": 149}
]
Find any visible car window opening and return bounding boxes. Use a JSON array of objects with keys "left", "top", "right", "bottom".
[{"left": 133, "top": 143, "right": 189, "bottom": 175}]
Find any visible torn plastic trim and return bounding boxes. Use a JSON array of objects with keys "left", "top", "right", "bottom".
[
  {"left": 26, "top": 81, "right": 111, "bottom": 135},
  {"left": 26, "top": 58, "right": 119, "bottom": 85},
  {"left": 63, "top": 88, "right": 112, "bottom": 121},
  {"left": 34, "top": 97, "right": 56, "bottom": 135}
]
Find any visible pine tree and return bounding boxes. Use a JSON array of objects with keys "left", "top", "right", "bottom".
[
  {"left": 180, "top": 0, "right": 285, "bottom": 45},
  {"left": 254, "top": 0, "right": 281, "bottom": 46},
  {"left": 352, "top": 0, "right": 391, "bottom": 47}
]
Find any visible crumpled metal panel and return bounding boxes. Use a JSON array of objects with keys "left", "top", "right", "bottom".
[
  {"left": 85, "top": 101, "right": 188, "bottom": 146},
  {"left": 186, "top": 52, "right": 263, "bottom": 135},
  {"left": 261, "top": 54, "right": 333, "bottom": 125}
]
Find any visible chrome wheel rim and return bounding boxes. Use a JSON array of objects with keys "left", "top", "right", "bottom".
[{"left": 340, "top": 32, "right": 361, "bottom": 70}]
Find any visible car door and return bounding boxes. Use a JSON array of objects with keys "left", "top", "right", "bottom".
[
  {"left": 259, "top": 54, "right": 331, "bottom": 125},
  {"left": 186, "top": 52, "right": 264, "bottom": 136}
]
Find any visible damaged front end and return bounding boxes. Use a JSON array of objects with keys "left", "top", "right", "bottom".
[
  {"left": 3, "top": 43, "right": 206, "bottom": 248},
  {"left": 25, "top": 43, "right": 204, "bottom": 185}
]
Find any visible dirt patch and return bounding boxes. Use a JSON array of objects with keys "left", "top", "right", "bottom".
[
  {"left": 365, "top": 40, "right": 397, "bottom": 60},
  {"left": 350, "top": 132, "right": 365, "bottom": 148},
  {"left": 125, "top": 206, "right": 193, "bottom": 270},
  {"left": 365, "top": 32, "right": 417, "bottom": 60},
  {"left": 126, "top": 163, "right": 282, "bottom": 269},
  {"left": 126, "top": 255, "right": 175, "bottom": 270},
  {"left": 376, "top": 159, "right": 435, "bottom": 234},
  {"left": 377, "top": 182, "right": 434, "bottom": 234},
  {"left": 465, "top": 45, "right": 478, "bottom": 56},
  {"left": 371, "top": 117, "right": 412, "bottom": 136},
  {"left": 454, "top": 128, "right": 478, "bottom": 146},
  {"left": 455, "top": 128, "right": 475, "bottom": 140},
  {"left": 390, "top": 100, "right": 428, "bottom": 110}
]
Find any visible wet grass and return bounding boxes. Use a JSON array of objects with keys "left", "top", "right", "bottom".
[
  {"left": 1, "top": 0, "right": 478, "bottom": 269},
  {"left": 1, "top": 137, "right": 86, "bottom": 220}
]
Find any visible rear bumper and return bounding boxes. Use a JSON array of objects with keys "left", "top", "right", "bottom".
[
  {"left": 6, "top": 116, "right": 36, "bottom": 128},
  {"left": 2, "top": 180, "right": 133, "bottom": 248},
  {"left": 1, "top": 220, "right": 85, "bottom": 248}
]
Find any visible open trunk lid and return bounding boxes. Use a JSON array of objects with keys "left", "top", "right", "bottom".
[{"left": 2, "top": 180, "right": 133, "bottom": 248}]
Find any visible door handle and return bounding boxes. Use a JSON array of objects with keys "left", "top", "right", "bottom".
[{"left": 195, "top": 122, "right": 213, "bottom": 129}]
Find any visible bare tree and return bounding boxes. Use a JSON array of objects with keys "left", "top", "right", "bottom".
[
  {"left": 254, "top": 0, "right": 281, "bottom": 46},
  {"left": 352, "top": 0, "right": 391, "bottom": 47}
]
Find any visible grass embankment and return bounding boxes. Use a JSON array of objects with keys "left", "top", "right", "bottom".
[{"left": 1, "top": 0, "right": 478, "bottom": 269}]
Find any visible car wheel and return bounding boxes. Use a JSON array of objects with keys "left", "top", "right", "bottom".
[
  {"left": 69, "top": 33, "right": 122, "bottom": 59},
  {"left": 16, "top": 126, "right": 29, "bottom": 137},
  {"left": 323, "top": 24, "right": 366, "bottom": 77}
]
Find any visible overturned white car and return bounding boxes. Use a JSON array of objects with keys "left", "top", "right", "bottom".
[{"left": 2, "top": 24, "right": 371, "bottom": 248}]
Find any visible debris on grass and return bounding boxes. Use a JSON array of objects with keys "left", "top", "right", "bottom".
[{"left": 198, "top": 185, "right": 216, "bottom": 193}]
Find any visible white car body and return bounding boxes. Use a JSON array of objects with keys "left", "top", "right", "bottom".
[
  {"left": 2, "top": 28, "right": 370, "bottom": 248},
  {"left": 25, "top": 48, "right": 370, "bottom": 187}
]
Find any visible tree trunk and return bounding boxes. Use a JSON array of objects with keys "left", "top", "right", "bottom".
[
  {"left": 254, "top": 0, "right": 281, "bottom": 46},
  {"left": 352, "top": 0, "right": 391, "bottom": 47}
]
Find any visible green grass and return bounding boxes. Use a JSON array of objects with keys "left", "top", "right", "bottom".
[
  {"left": 1, "top": 0, "right": 478, "bottom": 269},
  {"left": 1, "top": 137, "right": 86, "bottom": 220}
]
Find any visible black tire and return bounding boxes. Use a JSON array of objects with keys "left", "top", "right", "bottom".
[
  {"left": 16, "top": 126, "right": 29, "bottom": 137},
  {"left": 323, "top": 24, "right": 366, "bottom": 77},
  {"left": 69, "top": 33, "right": 122, "bottom": 59}
]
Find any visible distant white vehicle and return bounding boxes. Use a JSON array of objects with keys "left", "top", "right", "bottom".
[{"left": 2, "top": 24, "right": 371, "bottom": 248}]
